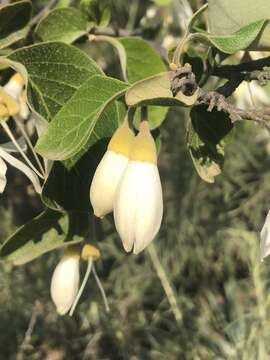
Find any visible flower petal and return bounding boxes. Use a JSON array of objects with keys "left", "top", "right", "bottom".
[
  {"left": 260, "top": 210, "right": 270, "bottom": 261},
  {"left": 90, "top": 150, "right": 129, "bottom": 218},
  {"left": 114, "top": 161, "right": 163, "bottom": 254},
  {"left": 0, "top": 157, "right": 7, "bottom": 193},
  {"left": 0, "top": 148, "right": 41, "bottom": 194},
  {"left": 50, "top": 255, "right": 80, "bottom": 315}
]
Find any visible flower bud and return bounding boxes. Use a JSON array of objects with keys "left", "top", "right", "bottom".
[
  {"left": 90, "top": 120, "right": 134, "bottom": 218},
  {"left": 260, "top": 210, "right": 270, "bottom": 261},
  {"left": 50, "top": 247, "right": 80, "bottom": 315},
  {"left": 114, "top": 121, "right": 163, "bottom": 254}
]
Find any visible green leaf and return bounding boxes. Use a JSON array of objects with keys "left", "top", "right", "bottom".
[
  {"left": 208, "top": 0, "right": 270, "bottom": 50},
  {"left": 196, "top": 19, "right": 268, "bottom": 54},
  {"left": 0, "top": 0, "right": 32, "bottom": 49},
  {"left": 35, "top": 7, "right": 90, "bottom": 44},
  {"left": 7, "top": 42, "right": 102, "bottom": 121},
  {"left": 187, "top": 106, "right": 233, "bottom": 183},
  {"left": 126, "top": 72, "right": 199, "bottom": 107},
  {"left": 0, "top": 210, "right": 87, "bottom": 265},
  {"left": 35, "top": 75, "right": 129, "bottom": 160},
  {"left": 119, "top": 37, "right": 167, "bottom": 83},
  {"left": 41, "top": 102, "right": 126, "bottom": 213}
]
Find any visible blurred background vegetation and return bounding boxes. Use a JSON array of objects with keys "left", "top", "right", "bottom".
[{"left": 1, "top": 0, "right": 270, "bottom": 359}]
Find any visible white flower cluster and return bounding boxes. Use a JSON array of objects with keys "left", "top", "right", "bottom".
[
  {"left": 90, "top": 119, "right": 163, "bottom": 254},
  {"left": 0, "top": 73, "right": 43, "bottom": 194}
]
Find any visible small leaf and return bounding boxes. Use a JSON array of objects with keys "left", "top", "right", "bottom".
[
  {"left": 7, "top": 42, "right": 102, "bottom": 121},
  {"left": 0, "top": 210, "right": 87, "bottom": 265},
  {"left": 35, "top": 7, "right": 90, "bottom": 44},
  {"left": 208, "top": 0, "right": 270, "bottom": 50},
  {"left": 119, "top": 37, "right": 167, "bottom": 83},
  {"left": 126, "top": 72, "right": 199, "bottom": 107},
  {"left": 196, "top": 19, "right": 268, "bottom": 54},
  {"left": 187, "top": 106, "right": 233, "bottom": 183},
  {"left": 35, "top": 75, "right": 129, "bottom": 160},
  {"left": 0, "top": 0, "right": 32, "bottom": 49}
]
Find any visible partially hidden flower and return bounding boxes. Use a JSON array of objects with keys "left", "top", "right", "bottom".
[
  {"left": 114, "top": 121, "right": 163, "bottom": 254},
  {"left": 50, "top": 247, "right": 80, "bottom": 315},
  {"left": 90, "top": 120, "right": 134, "bottom": 218},
  {"left": 3, "top": 73, "right": 29, "bottom": 119},
  {"left": 260, "top": 210, "right": 270, "bottom": 261}
]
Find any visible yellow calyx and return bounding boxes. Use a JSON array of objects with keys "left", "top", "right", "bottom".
[
  {"left": 82, "top": 244, "right": 101, "bottom": 260},
  {"left": 130, "top": 121, "right": 157, "bottom": 164},
  {"left": 0, "top": 89, "right": 20, "bottom": 118},
  {"left": 89, "top": 34, "right": 96, "bottom": 41},
  {"left": 11, "top": 73, "right": 25, "bottom": 86},
  {"left": 169, "top": 63, "right": 178, "bottom": 71},
  {"left": 108, "top": 119, "right": 134, "bottom": 157}
]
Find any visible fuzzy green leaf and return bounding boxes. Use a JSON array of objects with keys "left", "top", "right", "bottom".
[
  {"left": 0, "top": 0, "right": 32, "bottom": 49},
  {"left": 196, "top": 19, "right": 268, "bottom": 54},
  {"left": 0, "top": 210, "right": 87, "bottom": 265},
  {"left": 208, "top": 0, "right": 270, "bottom": 50},
  {"left": 35, "top": 7, "right": 90, "bottom": 44},
  {"left": 7, "top": 42, "right": 102, "bottom": 121},
  {"left": 35, "top": 75, "right": 129, "bottom": 160},
  {"left": 126, "top": 72, "right": 199, "bottom": 107},
  {"left": 187, "top": 106, "right": 233, "bottom": 183}
]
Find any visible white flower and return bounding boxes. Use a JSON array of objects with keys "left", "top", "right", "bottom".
[
  {"left": 90, "top": 120, "right": 134, "bottom": 218},
  {"left": 234, "top": 81, "right": 270, "bottom": 109},
  {"left": 114, "top": 121, "right": 163, "bottom": 254},
  {"left": 50, "top": 248, "right": 80, "bottom": 315},
  {"left": 260, "top": 210, "right": 270, "bottom": 261}
]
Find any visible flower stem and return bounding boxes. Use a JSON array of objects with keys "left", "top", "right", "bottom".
[
  {"left": 92, "top": 264, "right": 110, "bottom": 312},
  {"left": 1, "top": 121, "right": 44, "bottom": 179},
  {"left": 69, "top": 259, "right": 93, "bottom": 317},
  {"left": 14, "top": 117, "right": 46, "bottom": 177},
  {"left": 147, "top": 243, "right": 182, "bottom": 323}
]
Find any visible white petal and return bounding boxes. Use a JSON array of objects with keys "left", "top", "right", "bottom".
[
  {"left": 50, "top": 255, "right": 80, "bottom": 315},
  {"left": 0, "top": 157, "right": 7, "bottom": 193},
  {"left": 260, "top": 210, "right": 270, "bottom": 261},
  {"left": 90, "top": 150, "right": 129, "bottom": 218},
  {"left": 114, "top": 161, "right": 163, "bottom": 254},
  {"left": 0, "top": 148, "right": 41, "bottom": 194},
  {"left": 1, "top": 137, "right": 27, "bottom": 153}
]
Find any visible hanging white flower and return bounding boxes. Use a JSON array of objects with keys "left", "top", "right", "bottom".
[
  {"left": 50, "top": 248, "right": 80, "bottom": 315},
  {"left": 114, "top": 121, "right": 163, "bottom": 254},
  {"left": 90, "top": 119, "right": 134, "bottom": 218},
  {"left": 260, "top": 210, "right": 270, "bottom": 261}
]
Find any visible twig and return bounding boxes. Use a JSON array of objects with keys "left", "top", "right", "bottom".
[
  {"left": 147, "top": 243, "right": 182, "bottom": 324},
  {"left": 16, "top": 300, "right": 41, "bottom": 360},
  {"left": 30, "top": 0, "right": 58, "bottom": 26},
  {"left": 171, "top": 64, "right": 270, "bottom": 130},
  {"left": 212, "top": 56, "right": 270, "bottom": 79}
]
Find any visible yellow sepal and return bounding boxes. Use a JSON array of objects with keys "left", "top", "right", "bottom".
[
  {"left": 11, "top": 73, "right": 25, "bottom": 86},
  {"left": 82, "top": 244, "right": 100, "bottom": 260},
  {"left": 0, "top": 89, "right": 20, "bottom": 118},
  {"left": 108, "top": 119, "right": 134, "bottom": 157},
  {"left": 130, "top": 121, "right": 157, "bottom": 164}
]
